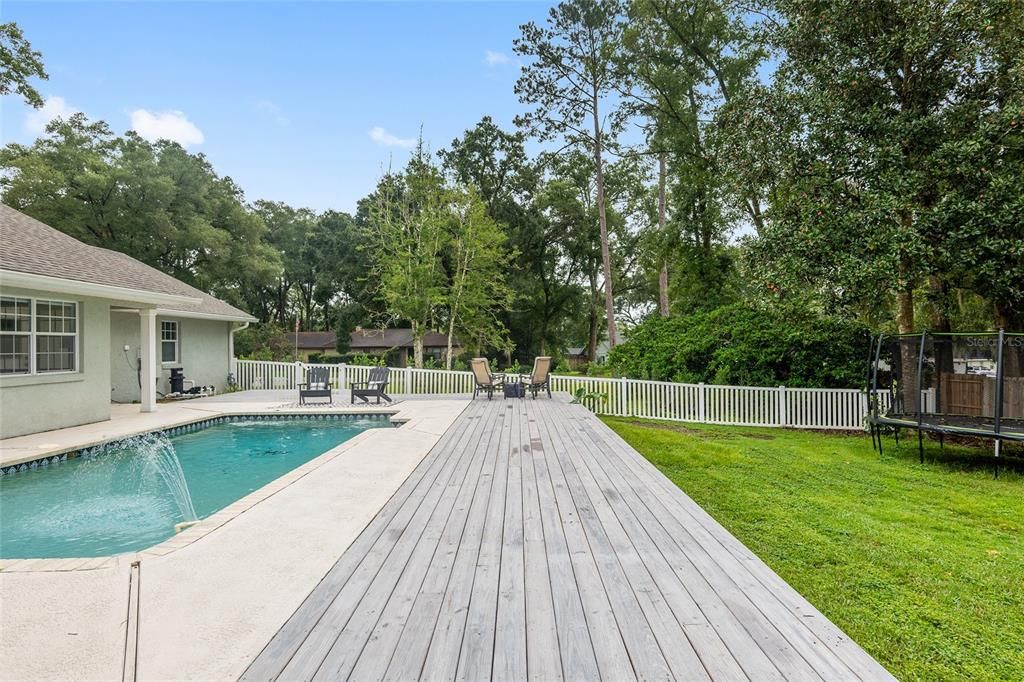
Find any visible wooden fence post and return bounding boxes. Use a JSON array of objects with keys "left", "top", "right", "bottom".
[{"left": 778, "top": 385, "right": 788, "bottom": 427}]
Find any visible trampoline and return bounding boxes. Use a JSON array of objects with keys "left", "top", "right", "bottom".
[{"left": 867, "top": 330, "right": 1024, "bottom": 470}]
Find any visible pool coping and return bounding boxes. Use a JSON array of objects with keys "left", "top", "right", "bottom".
[
  {"left": 0, "top": 413, "right": 405, "bottom": 573},
  {"left": 0, "top": 405, "right": 405, "bottom": 470}
]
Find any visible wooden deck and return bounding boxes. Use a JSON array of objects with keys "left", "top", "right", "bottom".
[{"left": 241, "top": 397, "right": 893, "bottom": 681}]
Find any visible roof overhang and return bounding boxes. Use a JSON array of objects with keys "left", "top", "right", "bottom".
[
  {"left": 0, "top": 269, "right": 201, "bottom": 307},
  {"left": 154, "top": 308, "right": 257, "bottom": 323}
]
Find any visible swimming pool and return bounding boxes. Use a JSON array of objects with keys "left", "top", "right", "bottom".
[{"left": 0, "top": 415, "right": 388, "bottom": 559}]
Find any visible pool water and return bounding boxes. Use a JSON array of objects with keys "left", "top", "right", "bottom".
[{"left": 0, "top": 416, "right": 386, "bottom": 559}]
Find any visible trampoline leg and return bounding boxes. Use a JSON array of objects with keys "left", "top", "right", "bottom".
[
  {"left": 894, "top": 427, "right": 900, "bottom": 449},
  {"left": 939, "top": 433, "right": 944, "bottom": 450},
  {"left": 995, "top": 440, "right": 1001, "bottom": 479},
  {"left": 918, "top": 429, "right": 924, "bottom": 464},
  {"left": 877, "top": 427, "right": 883, "bottom": 458}
]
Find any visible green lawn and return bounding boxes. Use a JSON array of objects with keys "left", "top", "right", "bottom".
[{"left": 602, "top": 417, "right": 1024, "bottom": 681}]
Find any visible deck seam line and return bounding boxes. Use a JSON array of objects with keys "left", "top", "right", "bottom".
[
  {"left": 305, "top": 402, "right": 486, "bottom": 680},
  {"left": 533, "top": 400, "right": 647, "bottom": 680}
]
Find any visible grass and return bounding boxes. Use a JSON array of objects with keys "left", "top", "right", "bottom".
[{"left": 601, "top": 417, "right": 1024, "bottom": 681}]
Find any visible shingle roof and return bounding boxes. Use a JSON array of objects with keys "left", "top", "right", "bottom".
[
  {"left": 286, "top": 331, "right": 337, "bottom": 349},
  {"left": 350, "top": 328, "right": 458, "bottom": 349},
  {"left": 0, "top": 204, "right": 255, "bottom": 321}
]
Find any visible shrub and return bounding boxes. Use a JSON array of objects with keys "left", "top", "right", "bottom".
[
  {"left": 235, "top": 323, "right": 295, "bottom": 362},
  {"left": 350, "top": 352, "right": 386, "bottom": 367},
  {"left": 608, "top": 303, "right": 869, "bottom": 388}
]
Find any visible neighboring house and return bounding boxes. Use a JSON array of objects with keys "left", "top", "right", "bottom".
[
  {"left": 349, "top": 328, "right": 462, "bottom": 367},
  {"left": 566, "top": 341, "right": 611, "bottom": 369},
  {"left": 0, "top": 205, "right": 255, "bottom": 439},
  {"left": 285, "top": 331, "right": 338, "bottom": 361}
]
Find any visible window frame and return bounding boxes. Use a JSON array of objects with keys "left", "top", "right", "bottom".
[
  {"left": 160, "top": 320, "right": 179, "bottom": 365},
  {"left": 0, "top": 296, "right": 79, "bottom": 376}
]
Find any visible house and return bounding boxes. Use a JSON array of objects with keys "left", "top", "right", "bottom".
[
  {"left": 0, "top": 205, "right": 255, "bottom": 439},
  {"left": 566, "top": 341, "right": 611, "bottom": 369},
  {"left": 349, "top": 328, "right": 462, "bottom": 367},
  {"left": 285, "top": 331, "right": 338, "bottom": 361}
]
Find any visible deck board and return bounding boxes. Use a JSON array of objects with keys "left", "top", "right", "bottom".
[{"left": 241, "top": 397, "right": 894, "bottom": 682}]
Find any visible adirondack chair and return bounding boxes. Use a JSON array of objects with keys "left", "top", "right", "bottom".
[
  {"left": 470, "top": 358, "right": 504, "bottom": 400},
  {"left": 351, "top": 366, "right": 393, "bottom": 404},
  {"left": 298, "top": 366, "right": 332, "bottom": 405},
  {"left": 524, "top": 356, "right": 553, "bottom": 399}
]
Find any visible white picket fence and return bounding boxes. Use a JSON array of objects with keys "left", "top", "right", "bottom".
[{"left": 234, "top": 359, "right": 891, "bottom": 430}]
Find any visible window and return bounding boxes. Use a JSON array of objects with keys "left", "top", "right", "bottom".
[
  {"left": 161, "top": 321, "right": 178, "bottom": 364},
  {"left": 35, "top": 300, "right": 77, "bottom": 373},
  {"left": 0, "top": 297, "right": 31, "bottom": 374},
  {"left": 0, "top": 297, "right": 78, "bottom": 375}
]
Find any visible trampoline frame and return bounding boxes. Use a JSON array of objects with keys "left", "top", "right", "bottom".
[{"left": 867, "top": 329, "right": 1024, "bottom": 475}]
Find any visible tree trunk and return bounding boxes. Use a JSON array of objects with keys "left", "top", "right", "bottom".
[
  {"left": 658, "top": 153, "right": 670, "bottom": 318},
  {"left": 995, "top": 303, "right": 1023, "bottom": 379},
  {"left": 928, "top": 275, "right": 954, "bottom": 374},
  {"left": 588, "top": 269, "right": 599, "bottom": 363},
  {"left": 896, "top": 258, "right": 917, "bottom": 413},
  {"left": 411, "top": 320, "right": 424, "bottom": 369},
  {"left": 592, "top": 93, "right": 618, "bottom": 347},
  {"left": 446, "top": 316, "right": 455, "bottom": 371}
]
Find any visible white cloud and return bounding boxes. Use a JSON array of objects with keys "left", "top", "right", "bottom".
[
  {"left": 130, "top": 109, "right": 204, "bottom": 147},
  {"left": 485, "top": 50, "right": 511, "bottom": 66},
  {"left": 369, "top": 126, "right": 416, "bottom": 147},
  {"left": 255, "top": 99, "right": 289, "bottom": 126},
  {"left": 25, "top": 96, "right": 81, "bottom": 134}
]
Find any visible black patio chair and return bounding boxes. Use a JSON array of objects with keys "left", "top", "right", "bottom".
[
  {"left": 351, "top": 366, "right": 393, "bottom": 404},
  {"left": 298, "top": 366, "right": 332, "bottom": 405}
]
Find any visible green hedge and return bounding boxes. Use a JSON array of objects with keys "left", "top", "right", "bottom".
[{"left": 608, "top": 304, "right": 869, "bottom": 388}]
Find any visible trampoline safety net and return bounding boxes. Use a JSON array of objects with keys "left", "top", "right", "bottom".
[{"left": 869, "top": 331, "right": 1024, "bottom": 442}]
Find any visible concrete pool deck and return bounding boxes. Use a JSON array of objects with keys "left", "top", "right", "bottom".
[{"left": 0, "top": 392, "right": 469, "bottom": 680}]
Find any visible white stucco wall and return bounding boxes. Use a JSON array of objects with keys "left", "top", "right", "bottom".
[
  {"left": 0, "top": 288, "right": 112, "bottom": 439},
  {"left": 109, "top": 313, "right": 233, "bottom": 402}
]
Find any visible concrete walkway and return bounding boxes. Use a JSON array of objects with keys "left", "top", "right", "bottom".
[{"left": 0, "top": 393, "right": 468, "bottom": 681}]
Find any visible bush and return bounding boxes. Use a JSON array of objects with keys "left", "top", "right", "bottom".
[
  {"left": 608, "top": 303, "right": 869, "bottom": 388},
  {"left": 235, "top": 323, "right": 295, "bottom": 362},
  {"left": 308, "top": 353, "right": 346, "bottom": 364}
]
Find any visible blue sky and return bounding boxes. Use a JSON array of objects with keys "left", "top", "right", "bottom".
[{"left": 2, "top": 2, "right": 554, "bottom": 213}]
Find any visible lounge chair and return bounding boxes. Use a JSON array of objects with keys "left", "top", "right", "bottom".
[
  {"left": 298, "top": 366, "right": 332, "bottom": 405},
  {"left": 471, "top": 358, "right": 504, "bottom": 400},
  {"left": 524, "top": 356, "right": 553, "bottom": 399},
  {"left": 351, "top": 366, "right": 392, "bottom": 404}
]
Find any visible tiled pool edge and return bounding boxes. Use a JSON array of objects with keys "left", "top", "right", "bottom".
[
  {"left": 0, "top": 408, "right": 402, "bottom": 470},
  {"left": 0, "top": 412, "right": 392, "bottom": 476},
  {"left": 0, "top": 422, "right": 392, "bottom": 573}
]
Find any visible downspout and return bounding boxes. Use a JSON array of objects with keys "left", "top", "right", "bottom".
[{"left": 229, "top": 321, "right": 250, "bottom": 382}]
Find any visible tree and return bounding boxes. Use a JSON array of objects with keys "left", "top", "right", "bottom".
[
  {"left": 621, "top": 0, "right": 763, "bottom": 314},
  {"left": 741, "top": 0, "right": 1024, "bottom": 338},
  {"left": 364, "top": 143, "right": 448, "bottom": 368},
  {"left": 252, "top": 200, "right": 320, "bottom": 327},
  {"left": 441, "top": 117, "right": 578, "bottom": 360},
  {"left": 442, "top": 188, "right": 514, "bottom": 368},
  {"left": 0, "top": 114, "right": 279, "bottom": 310},
  {"left": 515, "top": 0, "right": 628, "bottom": 348},
  {"left": 0, "top": 22, "right": 47, "bottom": 108}
]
